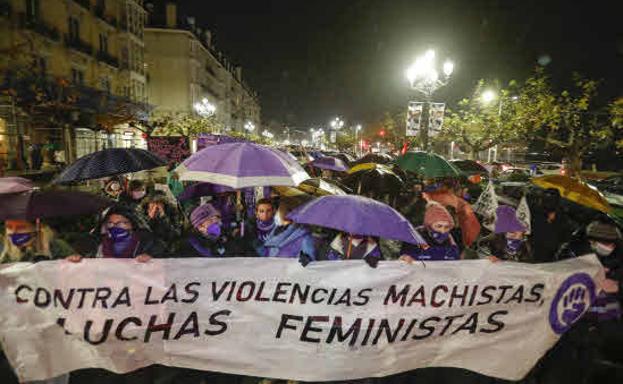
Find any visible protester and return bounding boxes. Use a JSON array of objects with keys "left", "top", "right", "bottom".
[
  {"left": 1, "top": 220, "right": 77, "bottom": 263},
  {"left": 120, "top": 179, "right": 148, "bottom": 207},
  {"left": 399, "top": 202, "right": 460, "bottom": 262},
  {"left": 399, "top": 181, "right": 427, "bottom": 227},
  {"left": 530, "top": 188, "right": 576, "bottom": 263},
  {"left": 242, "top": 198, "right": 277, "bottom": 255},
  {"left": 86, "top": 205, "right": 164, "bottom": 260},
  {"left": 477, "top": 205, "right": 532, "bottom": 262},
  {"left": 181, "top": 203, "right": 233, "bottom": 257},
  {"left": 325, "top": 232, "right": 382, "bottom": 268},
  {"left": 102, "top": 176, "right": 125, "bottom": 200},
  {"left": 539, "top": 219, "right": 623, "bottom": 383},
  {"left": 141, "top": 191, "right": 182, "bottom": 251},
  {"left": 423, "top": 180, "right": 481, "bottom": 249},
  {"left": 261, "top": 198, "right": 316, "bottom": 261}
]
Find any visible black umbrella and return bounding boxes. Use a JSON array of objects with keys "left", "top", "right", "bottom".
[
  {"left": 54, "top": 148, "right": 166, "bottom": 184},
  {"left": 342, "top": 168, "right": 404, "bottom": 197},
  {"left": 0, "top": 189, "right": 111, "bottom": 220},
  {"left": 352, "top": 153, "right": 394, "bottom": 165},
  {"left": 450, "top": 160, "right": 488, "bottom": 175}
]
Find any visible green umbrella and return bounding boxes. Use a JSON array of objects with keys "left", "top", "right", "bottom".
[{"left": 396, "top": 151, "right": 462, "bottom": 178}]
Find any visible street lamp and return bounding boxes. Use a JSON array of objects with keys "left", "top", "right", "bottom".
[
  {"left": 262, "top": 130, "right": 274, "bottom": 139},
  {"left": 405, "top": 49, "right": 454, "bottom": 151},
  {"left": 354, "top": 124, "right": 362, "bottom": 156},
  {"left": 330, "top": 117, "right": 344, "bottom": 130},
  {"left": 244, "top": 121, "right": 255, "bottom": 137},
  {"left": 194, "top": 98, "right": 216, "bottom": 117}
]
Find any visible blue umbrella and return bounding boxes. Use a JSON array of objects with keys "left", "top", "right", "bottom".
[
  {"left": 287, "top": 195, "right": 425, "bottom": 244},
  {"left": 54, "top": 148, "right": 166, "bottom": 184}
]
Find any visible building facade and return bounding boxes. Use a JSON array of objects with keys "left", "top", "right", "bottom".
[
  {"left": 0, "top": 0, "right": 149, "bottom": 170},
  {"left": 144, "top": 2, "right": 260, "bottom": 133}
]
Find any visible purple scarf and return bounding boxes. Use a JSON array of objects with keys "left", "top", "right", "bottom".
[{"left": 256, "top": 219, "right": 276, "bottom": 242}]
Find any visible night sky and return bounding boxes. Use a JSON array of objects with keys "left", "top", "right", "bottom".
[{"left": 173, "top": 0, "right": 623, "bottom": 129}]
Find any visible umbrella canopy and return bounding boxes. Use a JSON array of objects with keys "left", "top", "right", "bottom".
[
  {"left": 342, "top": 168, "right": 404, "bottom": 196},
  {"left": 178, "top": 182, "right": 235, "bottom": 201},
  {"left": 334, "top": 153, "right": 355, "bottom": 165},
  {"left": 348, "top": 162, "right": 391, "bottom": 174},
  {"left": 531, "top": 175, "right": 611, "bottom": 213},
  {"left": 175, "top": 142, "right": 310, "bottom": 188},
  {"left": 396, "top": 151, "right": 461, "bottom": 178},
  {"left": 287, "top": 195, "right": 425, "bottom": 244},
  {"left": 0, "top": 189, "right": 111, "bottom": 221},
  {"left": 273, "top": 178, "right": 348, "bottom": 198},
  {"left": 310, "top": 156, "right": 349, "bottom": 172},
  {"left": 0, "top": 177, "right": 34, "bottom": 194},
  {"left": 450, "top": 160, "right": 488, "bottom": 175},
  {"left": 54, "top": 148, "right": 167, "bottom": 184},
  {"left": 352, "top": 153, "right": 393, "bottom": 165}
]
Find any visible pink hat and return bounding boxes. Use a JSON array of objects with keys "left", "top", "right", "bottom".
[{"left": 424, "top": 202, "right": 455, "bottom": 228}]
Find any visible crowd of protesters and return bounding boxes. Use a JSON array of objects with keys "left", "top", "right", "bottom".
[{"left": 1, "top": 162, "right": 622, "bottom": 384}]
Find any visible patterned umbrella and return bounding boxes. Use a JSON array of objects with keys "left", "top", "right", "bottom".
[
  {"left": 54, "top": 148, "right": 167, "bottom": 184},
  {"left": 0, "top": 189, "right": 111, "bottom": 220},
  {"left": 175, "top": 142, "right": 310, "bottom": 188},
  {"left": 287, "top": 195, "right": 425, "bottom": 244},
  {"left": 396, "top": 151, "right": 461, "bottom": 178}
]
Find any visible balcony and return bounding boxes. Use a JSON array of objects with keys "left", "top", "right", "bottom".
[
  {"left": 96, "top": 51, "right": 119, "bottom": 68},
  {"left": 64, "top": 35, "right": 93, "bottom": 56},
  {"left": 94, "top": 6, "right": 117, "bottom": 27},
  {"left": 18, "top": 13, "right": 61, "bottom": 42},
  {"left": 73, "top": 0, "right": 91, "bottom": 11}
]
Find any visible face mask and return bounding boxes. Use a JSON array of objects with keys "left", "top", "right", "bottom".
[
  {"left": 132, "top": 191, "right": 146, "bottom": 200},
  {"left": 506, "top": 238, "right": 524, "bottom": 253},
  {"left": 429, "top": 229, "right": 450, "bottom": 244},
  {"left": 108, "top": 227, "right": 131, "bottom": 242},
  {"left": 592, "top": 242, "right": 615, "bottom": 257},
  {"left": 205, "top": 223, "right": 222, "bottom": 238},
  {"left": 10, "top": 233, "right": 33, "bottom": 246}
]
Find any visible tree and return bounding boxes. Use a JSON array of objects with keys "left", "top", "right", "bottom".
[
  {"left": 516, "top": 69, "right": 617, "bottom": 175},
  {"left": 149, "top": 113, "right": 224, "bottom": 137},
  {"left": 611, "top": 97, "right": 623, "bottom": 150},
  {"left": 440, "top": 80, "right": 525, "bottom": 159}
]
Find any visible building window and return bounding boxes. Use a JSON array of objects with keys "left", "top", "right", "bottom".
[
  {"left": 71, "top": 68, "right": 84, "bottom": 85},
  {"left": 100, "top": 77, "right": 111, "bottom": 93},
  {"left": 68, "top": 17, "right": 80, "bottom": 41},
  {"left": 25, "top": 0, "right": 40, "bottom": 20},
  {"left": 98, "top": 34, "right": 108, "bottom": 54}
]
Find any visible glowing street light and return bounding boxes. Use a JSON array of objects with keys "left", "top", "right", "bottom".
[
  {"left": 244, "top": 121, "right": 256, "bottom": 132},
  {"left": 194, "top": 98, "right": 216, "bottom": 117},
  {"left": 354, "top": 124, "right": 362, "bottom": 156},
  {"left": 481, "top": 89, "right": 497, "bottom": 104},
  {"left": 262, "top": 130, "right": 274, "bottom": 139},
  {"left": 405, "top": 49, "right": 454, "bottom": 98},
  {"left": 330, "top": 117, "right": 344, "bottom": 130}
]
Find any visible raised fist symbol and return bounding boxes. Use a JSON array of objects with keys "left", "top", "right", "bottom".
[{"left": 561, "top": 287, "right": 586, "bottom": 325}]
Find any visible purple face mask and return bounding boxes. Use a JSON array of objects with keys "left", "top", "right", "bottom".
[
  {"left": 108, "top": 227, "right": 131, "bottom": 242},
  {"left": 430, "top": 229, "right": 450, "bottom": 244},
  {"left": 506, "top": 238, "right": 524, "bottom": 253},
  {"left": 10, "top": 233, "right": 33, "bottom": 246},
  {"left": 205, "top": 222, "right": 222, "bottom": 238}
]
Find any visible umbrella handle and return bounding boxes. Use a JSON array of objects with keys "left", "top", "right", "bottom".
[{"left": 346, "top": 237, "right": 353, "bottom": 259}]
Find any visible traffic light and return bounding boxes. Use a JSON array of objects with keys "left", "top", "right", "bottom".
[{"left": 379, "top": 129, "right": 386, "bottom": 137}]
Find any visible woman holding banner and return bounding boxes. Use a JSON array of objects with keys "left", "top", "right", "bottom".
[{"left": 476, "top": 205, "right": 532, "bottom": 263}]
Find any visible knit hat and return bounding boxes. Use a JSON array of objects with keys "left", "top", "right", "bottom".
[
  {"left": 586, "top": 221, "right": 622, "bottom": 242},
  {"left": 190, "top": 203, "right": 221, "bottom": 228},
  {"left": 424, "top": 202, "right": 455, "bottom": 228},
  {"left": 494, "top": 205, "right": 527, "bottom": 234}
]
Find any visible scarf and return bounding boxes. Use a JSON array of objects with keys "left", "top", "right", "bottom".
[{"left": 256, "top": 219, "right": 276, "bottom": 242}]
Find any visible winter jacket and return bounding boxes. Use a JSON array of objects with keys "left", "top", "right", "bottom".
[
  {"left": 557, "top": 236, "right": 623, "bottom": 322},
  {"left": 530, "top": 209, "right": 576, "bottom": 263},
  {"left": 261, "top": 224, "right": 317, "bottom": 259},
  {"left": 180, "top": 233, "right": 234, "bottom": 258},
  {"left": 400, "top": 226, "right": 460, "bottom": 261},
  {"left": 325, "top": 234, "right": 383, "bottom": 261},
  {"left": 476, "top": 233, "right": 533, "bottom": 262}
]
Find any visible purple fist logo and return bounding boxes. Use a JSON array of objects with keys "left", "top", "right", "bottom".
[{"left": 549, "top": 273, "right": 595, "bottom": 334}]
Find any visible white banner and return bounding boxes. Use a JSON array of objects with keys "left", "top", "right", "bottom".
[
  {"left": 474, "top": 181, "right": 499, "bottom": 232},
  {"left": 428, "top": 102, "right": 446, "bottom": 137},
  {"left": 0, "top": 257, "right": 604, "bottom": 382},
  {"left": 406, "top": 102, "right": 424, "bottom": 137}
]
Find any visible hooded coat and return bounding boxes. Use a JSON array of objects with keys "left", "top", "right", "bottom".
[
  {"left": 261, "top": 224, "right": 316, "bottom": 259},
  {"left": 325, "top": 233, "right": 382, "bottom": 261},
  {"left": 477, "top": 233, "right": 532, "bottom": 262}
]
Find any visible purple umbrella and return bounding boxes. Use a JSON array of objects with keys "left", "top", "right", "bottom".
[
  {"left": 310, "top": 156, "right": 349, "bottom": 172},
  {"left": 0, "top": 189, "right": 111, "bottom": 221},
  {"left": 178, "top": 182, "right": 235, "bottom": 201},
  {"left": 287, "top": 195, "right": 425, "bottom": 245},
  {"left": 175, "top": 142, "right": 310, "bottom": 188},
  {"left": 0, "top": 177, "right": 33, "bottom": 194}
]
